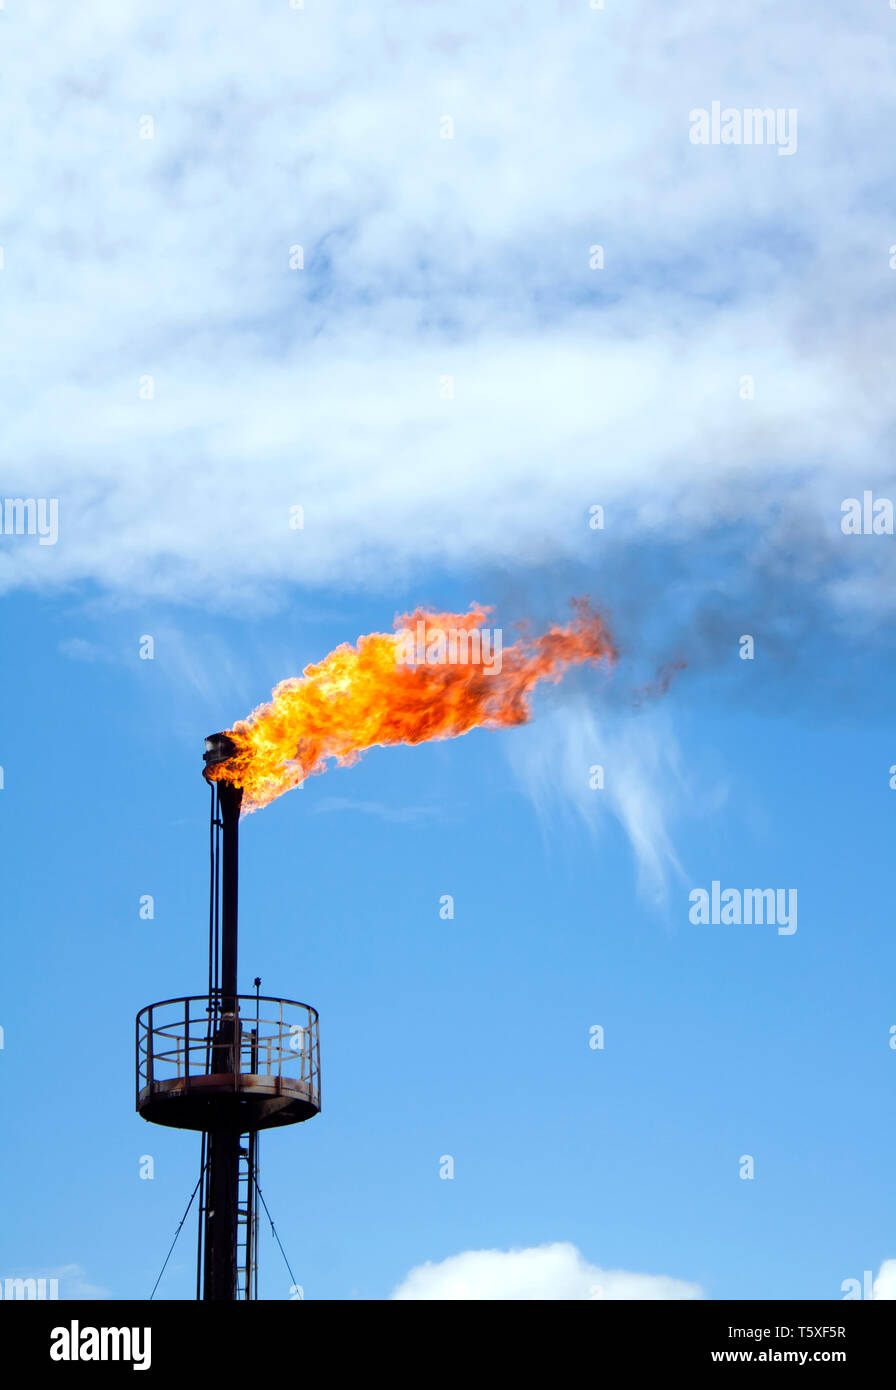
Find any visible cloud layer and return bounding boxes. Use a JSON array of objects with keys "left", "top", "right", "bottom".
[{"left": 2, "top": 0, "right": 894, "bottom": 617}]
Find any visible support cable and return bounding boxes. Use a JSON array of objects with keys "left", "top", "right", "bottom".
[
  {"left": 149, "top": 1164, "right": 207, "bottom": 1300},
  {"left": 253, "top": 1175, "right": 300, "bottom": 1294}
]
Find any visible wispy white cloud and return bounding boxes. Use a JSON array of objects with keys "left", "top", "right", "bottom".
[
  {"left": 55, "top": 1264, "right": 111, "bottom": 1300},
  {"left": 0, "top": 1264, "right": 111, "bottom": 1300},
  {"left": 313, "top": 795, "right": 444, "bottom": 824},
  {"left": 58, "top": 637, "right": 107, "bottom": 662},
  {"left": 506, "top": 695, "right": 699, "bottom": 902}
]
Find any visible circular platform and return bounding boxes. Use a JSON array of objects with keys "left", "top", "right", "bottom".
[{"left": 136, "top": 994, "right": 320, "bottom": 1132}]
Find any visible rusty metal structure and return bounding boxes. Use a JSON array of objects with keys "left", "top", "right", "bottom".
[{"left": 136, "top": 734, "right": 320, "bottom": 1299}]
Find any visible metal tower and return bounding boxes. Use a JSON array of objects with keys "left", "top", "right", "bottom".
[{"left": 135, "top": 734, "right": 320, "bottom": 1299}]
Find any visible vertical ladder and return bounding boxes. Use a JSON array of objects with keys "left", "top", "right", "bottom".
[
  {"left": 235, "top": 1133, "right": 259, "bottom": 1299},
  {"left": 236, "top": 1021, "right": 260, "bottom": 1299}
]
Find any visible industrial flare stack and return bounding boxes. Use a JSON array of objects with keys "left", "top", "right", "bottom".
[{"left": 135, "top": 734, "right": 320, "bottom": 1300}]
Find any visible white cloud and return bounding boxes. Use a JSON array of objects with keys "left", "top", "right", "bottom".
[
  {"left": 391, "top": 1241, "right": 703, "bottom": 1300},
  {"left": 0, "top": 1, "right": 892, "bottom": 616},
  {"left": 55, "top": 1265, "right": 111, "bottom": 1300},
  {"left": 872, "top": 1259, "right": 896, "bottom": 1300},
  {"left": 0, "top": 1265, "right": 110, "bottom": 1300}
]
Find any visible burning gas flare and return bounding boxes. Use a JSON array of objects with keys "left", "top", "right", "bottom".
[{"left": 209, "top": 599, "right": 616, "bottom": 812}]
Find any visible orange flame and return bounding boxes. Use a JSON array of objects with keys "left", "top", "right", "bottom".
[{"left": 209, "top": 598, "right": 616, "bottom": 812}]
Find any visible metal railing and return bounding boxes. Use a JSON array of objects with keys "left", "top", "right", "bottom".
[{"left": 136, "top": 994, "right": 320, "bottom": 1107}]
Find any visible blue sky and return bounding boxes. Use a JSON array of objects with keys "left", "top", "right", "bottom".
[
  {"left": 2, "top": 581, "right": 895, "bottom": 1299},
  {"left": 1, "top": 0, "right": 896, "bottom": 1301}
]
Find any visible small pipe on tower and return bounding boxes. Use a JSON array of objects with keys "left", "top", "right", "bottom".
[{"left": 218, "top": 779, "right": 242, "bottom": 1015}]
